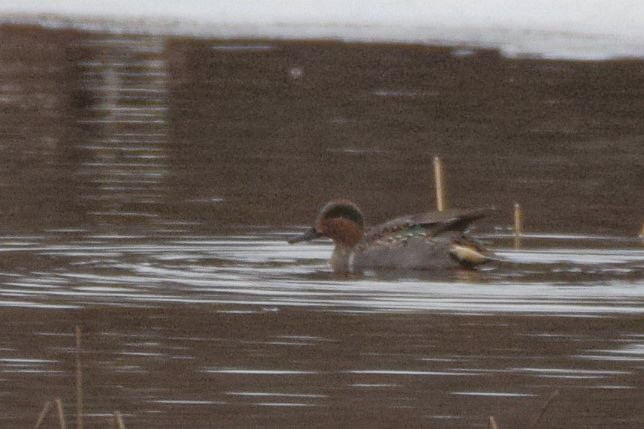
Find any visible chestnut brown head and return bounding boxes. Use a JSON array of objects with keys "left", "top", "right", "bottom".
[{"left": 288, "top": 200, "right": 365, "bottom": 248}]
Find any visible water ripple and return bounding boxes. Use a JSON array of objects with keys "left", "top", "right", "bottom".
[{"left": 0, "top": 234, "right": 641, "bottom": 315}]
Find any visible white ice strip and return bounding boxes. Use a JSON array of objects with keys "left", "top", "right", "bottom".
[{"left": 2, "top": 1, "right": 644, "bottom": 59}]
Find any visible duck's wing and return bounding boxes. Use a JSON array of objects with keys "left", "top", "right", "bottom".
[{"left": 360, "top": 207, "right": 491, "bottom": 246}]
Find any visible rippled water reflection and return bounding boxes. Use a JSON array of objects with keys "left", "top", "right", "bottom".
[
  {"left": 0, "top": 234, "right": 641, "bottom": 314},
  {"left": 0, "top": 25, "right": 642, "bottom": 428},
  {"left": 0, "top": 233, "right": 641, "bottom": 426}
]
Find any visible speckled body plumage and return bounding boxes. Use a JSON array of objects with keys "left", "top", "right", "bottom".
[{"left": 289, "top": 200, "right": 493, "bottom": 273}]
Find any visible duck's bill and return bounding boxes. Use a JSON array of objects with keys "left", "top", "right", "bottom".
[{"left": 288, "top": 227, "right": 321, "bottom": 244}]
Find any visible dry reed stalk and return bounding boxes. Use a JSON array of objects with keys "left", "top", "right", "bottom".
[
  {"left": 513, "top": 202, "right": 522, "bottom": 248},
  {"left": 433, "top": 156, "right": 446, "bottom": 212},
  {"left": 34, "top": 400, "right": 53, "bottom": 428},
  {"left": 114, "top": 411, "right": 126, "bottom": 429},
  {"left": 488, "top": 415, "right": 499, "bottom": 429},
  {"left": 75, "top": 326, "right": 83, "bottom": 429},
  {"left": 54, "top": 399, "right": 67, "bottom": 429},
  {"left": 528, "top": 389, "right": 560, "bottom": 428}
]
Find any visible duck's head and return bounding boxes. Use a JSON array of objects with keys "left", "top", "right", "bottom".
[{"left": 288, "top": 199, "right": 365, "bottom": 248}]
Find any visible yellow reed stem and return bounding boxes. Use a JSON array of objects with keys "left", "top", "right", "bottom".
[
  {"left": 34, "top": 400, "right": 53, "bottom": 429},
  {"left": 433, "top": 156, "right": 446, "bottom": 212},
  {"left": 55, "top": 399, "right": 67, "bottom": 429},
  {"left": 513, "top": 202, "right": 522, "bottom": 249},
  {"left": 75, "top": 326, "right": 83, "bottom": 429},
  {"left": 528, "top": 389, "right": 560, "bottom": 428},
  {"left": 114, "top": 411, "right": 126, "bottom": 429},
  {"left": 488, "top": 416, "right": 499, "bottom": 429}
]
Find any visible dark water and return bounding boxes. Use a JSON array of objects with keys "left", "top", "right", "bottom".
[{"left": 0, "top": 25, "right": 642, "bottom": 428}]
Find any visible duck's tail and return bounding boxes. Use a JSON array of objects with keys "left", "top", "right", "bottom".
[{"left": 448, "top": 237, "right": 505, "bottom": 268}]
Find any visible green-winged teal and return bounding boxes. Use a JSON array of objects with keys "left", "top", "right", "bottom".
[{"left": 288, "top": 199, "right": 493, "bottom": 272}]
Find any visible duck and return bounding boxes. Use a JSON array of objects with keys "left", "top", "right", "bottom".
[{"left": 288, "top": 199, "right": 494, "bottom": 272}]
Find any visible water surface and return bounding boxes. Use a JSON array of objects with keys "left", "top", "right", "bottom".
[{"left": 0, "top": 25, "right": 642, "bottom": 428}]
